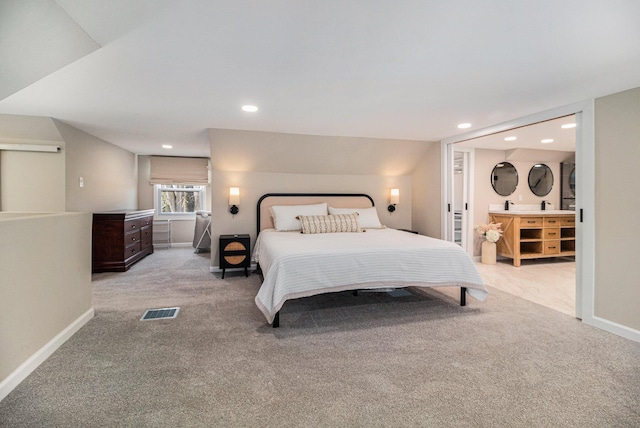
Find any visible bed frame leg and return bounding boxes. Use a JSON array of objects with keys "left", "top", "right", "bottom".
[
  {"left": 460, "top": 287, "right": 467, "bottom": 306},
  {"left": 272, "top": 311, "right": 280, "bottom": 328}
]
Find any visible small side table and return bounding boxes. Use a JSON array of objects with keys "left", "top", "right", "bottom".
[{"left": 219, "top": 234, "right": 250, "bottom": 278}]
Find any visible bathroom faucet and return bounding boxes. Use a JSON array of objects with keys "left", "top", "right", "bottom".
[
  {"left": 541, "top": 200, "right": 551, "bottom": 210},
  {"left": 504, "top": 200, "right": 513, "bottom": 210}
]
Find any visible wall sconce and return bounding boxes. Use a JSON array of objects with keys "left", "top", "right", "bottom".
[
  {"left": 229, "top": 187, "right": 240, "bottom": 214},
  {"left": 388, "top": 188, "right": 399, "bottom": 212}
]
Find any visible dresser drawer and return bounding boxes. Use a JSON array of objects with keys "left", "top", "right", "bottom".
[
  {"left": 140, "top": 216, "right": 153, "bottom": 228},
  {"left": 543, "top": 217, "right": 560, "bottom": 226},
  {"left": 561, "top": 217, "right": 576, "bottom": 226},
  {"left": 521, "top": 217, "right": 543, "bottom": 227},
  {"left": 125, "top": 230, "right": 141, "bottom": 246},
  {"left": 125, "top": 242, "right": 142, "bottom": 259},
  {"left": 544, "top": 228, "right": 560, "bottom": 240},
  {"left": 543, "top": 240, "right": 560, "bottom": 255},
  {"left": 140, "top": 226, "right": 152, "bottom": 248},
  {"left": 124, "top": 219, "right": 141, "bottom": 233}
]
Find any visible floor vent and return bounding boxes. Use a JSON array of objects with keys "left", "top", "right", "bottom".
[
  {"left": 140, "top": 307, "right": 180, "bottom": 321},
  {"left": 387, "top": 289, "right": 413, "bottom": 298}
]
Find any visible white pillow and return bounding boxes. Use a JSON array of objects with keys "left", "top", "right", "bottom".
[
  {"left": 271, "top": 203, "right": 328, "bottom": 231},
  {"left": 328, "top": 206, "right": 383, "bottom": 229}
]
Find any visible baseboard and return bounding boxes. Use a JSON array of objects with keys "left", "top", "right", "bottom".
[
  {"left": 586, "top": 315, "right": 640, "bottom": 343},
  {"left": 0, "top": 307, "right": 94, "bottom": 402}
]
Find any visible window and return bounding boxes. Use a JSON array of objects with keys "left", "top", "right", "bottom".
[{"left": 155, "top": 184, "right": 206, "bottom": 217}]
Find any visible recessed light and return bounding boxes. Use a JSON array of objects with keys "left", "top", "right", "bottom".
[
  {"left": 457, "top": 123, "right": 471, "bottom": 129},
  {"left": 561, "top": 123, "right": 576, "bottom": 129},
  {"left": 242, "top": 105, "right": 258, "bottom": 112},
  {"left": 541, "top": 139, "right": 554, "bottom": 144},
  {"left": 504, "top": 136, "right": 517, "bottom": 141},
  {"left": 162, "top": 144, "right": 173, "bottom": 149}
]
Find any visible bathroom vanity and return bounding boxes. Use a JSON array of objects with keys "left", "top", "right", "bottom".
[{"left": 488, "top": 211, "right": 576, "bottom": 267}]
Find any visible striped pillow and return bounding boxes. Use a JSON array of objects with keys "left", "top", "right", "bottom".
[{"left": 297, "top": 214, "right": 362, "bottom": 234}]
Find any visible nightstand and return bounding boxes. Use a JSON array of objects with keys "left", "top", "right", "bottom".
[{"left": 219, "top": 234, "right": 250, "bottom": 279}]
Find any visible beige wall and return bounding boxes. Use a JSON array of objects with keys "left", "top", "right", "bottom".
[
  {"left": 594, "top": 87, "right": 640, "bottom": 331},
  {"left": 0, "top": 212, "right": 92, "bottom": 391},
  {"left": 411, "top": 142, "right": 441, "bottom": 238},
  {"left": 209, "top": 129, "right": 429, "bottom": 267},
  {"left": 210, "top": 170, "right": 412, "bottom": 266},
  {"left": 54, "top": 120, "right": 138, "bottom": 212},
  {"left": 0, "top": 115, "right": 66, "bottom": 211}
]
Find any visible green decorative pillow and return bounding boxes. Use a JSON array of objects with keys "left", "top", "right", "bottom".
[{"left": 297, "top": 213, "right": 362, "bottom": 234}]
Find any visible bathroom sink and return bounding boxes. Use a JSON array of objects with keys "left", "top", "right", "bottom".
[{"left": 489, "top": 210, "right": 575, "bottom": 215}]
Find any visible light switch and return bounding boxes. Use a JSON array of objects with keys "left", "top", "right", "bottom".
[{"left": 79, "top": 177, "right": 84, "bottom": 188}]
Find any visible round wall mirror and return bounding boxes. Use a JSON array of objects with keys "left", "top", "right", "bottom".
[
  {"left": 491, "top": 162, "right": 518, "bottom": 196},
  {"left": 569, "top": 167, "right": 576, "bottom": 197},
  {"left": 528, "top": 164, "right": 554, "bottom": 196}
]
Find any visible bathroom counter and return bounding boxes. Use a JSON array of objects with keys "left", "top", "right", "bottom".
[{"left": 489, "top": 212, "right": 576, "bottom": 267}]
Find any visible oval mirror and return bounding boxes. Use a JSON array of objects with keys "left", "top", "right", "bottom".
[
  {"left": 569, "top": 167, "right": 576, "bottom": 197},
  {"left": 528, "top": 164, "right": 554, "bottom": 197},
  {"left": 491, "top": 162, "right": 518, "bottom": 196}
]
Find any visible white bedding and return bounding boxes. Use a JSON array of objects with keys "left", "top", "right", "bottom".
[{"left": 253, "top": 228, "right": 487, "bottom": 323}]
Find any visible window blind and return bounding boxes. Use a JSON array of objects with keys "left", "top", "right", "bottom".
[{"left": 150, "top": 156, "right": 209, "bottom": 185}]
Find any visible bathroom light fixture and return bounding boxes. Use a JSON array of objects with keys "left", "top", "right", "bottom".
[
  {"left": 242, "top": 105, "right": 258, "bottom": 112},
  {"left": 457, "top": 123, "right": 471, "bottom": 129},
  {"left": 388, "top": 188, "right": 399, "bottom": 212},
  {"left": 561, "top": 123, "right": 576, "bottom": 129},
  {"left": 504, "top": 136, "right": 517, "bottom": 141},
  {"left": 541, "top": 138, "right": 554, "bottom": 144},
  {"left": 162, "top": 144, "right": 173, "bottom": 149},
  {"left": 229, "top": 187, "right": 240, "bottom": 214}
]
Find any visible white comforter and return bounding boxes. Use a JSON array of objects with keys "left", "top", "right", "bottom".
[{"left": 253, "top": 228, "right": 487, "bottom": 323}]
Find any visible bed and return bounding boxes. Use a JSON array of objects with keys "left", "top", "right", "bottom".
[{"left": 253, "top": 193, "right": 487, "bottom": 327}]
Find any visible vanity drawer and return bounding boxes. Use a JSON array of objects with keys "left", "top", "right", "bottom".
[
  {"left": 520, "top": 217, "right": 543, "bottom": 227},
  {"left": 561, "top": 217, "right": 576, "bottom": 226},
  {"left": 544, "top": 228, "right": 560, "bottom": 240},
  {"left": 543, "top": 240, "right": 560, "bottom": 255},
  {"left": 544, "top": 217, "right": 560, "bottom": 226}
]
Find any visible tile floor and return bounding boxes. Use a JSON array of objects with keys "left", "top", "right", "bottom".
[{"left": 474, "top": 256, "right": 576, "bottom": 317}]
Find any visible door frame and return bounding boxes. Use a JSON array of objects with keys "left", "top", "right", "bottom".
[{"left": 440, "top": 100, "right": 595, "bottom": 323}]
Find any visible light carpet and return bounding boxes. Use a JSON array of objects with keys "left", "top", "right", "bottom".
[{"left": 1, "top": 247, "right": 639, "bottom": 427}]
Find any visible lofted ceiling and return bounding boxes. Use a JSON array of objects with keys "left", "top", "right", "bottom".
[{"left": 1, "top": 1, "right": 640, "bottom": 157}]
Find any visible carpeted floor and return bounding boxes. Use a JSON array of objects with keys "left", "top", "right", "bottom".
[{"left": 1, "top": 247, "right": 639, "bottom": 427}]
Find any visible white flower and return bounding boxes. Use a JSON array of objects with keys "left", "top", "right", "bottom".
[{"left": 485, "top": 229, "right": 501, "bottom": 243}]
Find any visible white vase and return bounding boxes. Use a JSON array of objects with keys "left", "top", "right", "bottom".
[{"left": 481, "top": 240, "right": 497, "bottom": 265}]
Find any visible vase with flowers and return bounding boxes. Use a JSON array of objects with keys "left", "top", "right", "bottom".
[{"left": 475, "top": 222, "right": 503, "bottom": 264}]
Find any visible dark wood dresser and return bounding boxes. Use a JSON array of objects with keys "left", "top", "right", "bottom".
[{"left": 92, "top": 209, "right": 155, "bottom": 273}]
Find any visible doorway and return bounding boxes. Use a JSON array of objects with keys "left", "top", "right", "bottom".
[{"left": 441, "top": 102, "right": 597, "bottom": 322}]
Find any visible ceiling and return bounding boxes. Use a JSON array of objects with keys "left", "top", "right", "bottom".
[
  {"left": 1, "top": 1, "right": 640, "bottom": 158},
  {"left": 455, "top": 115, "right": 576, "bottom": 152}
]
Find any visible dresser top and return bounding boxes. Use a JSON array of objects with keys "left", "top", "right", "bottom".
[{"left": 93, "top": 209, "right": 155, "bottom": 219}]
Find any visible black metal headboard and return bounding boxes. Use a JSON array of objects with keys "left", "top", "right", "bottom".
[{"left": 256, "top": 193, "right": 375, "bottom": 235}]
